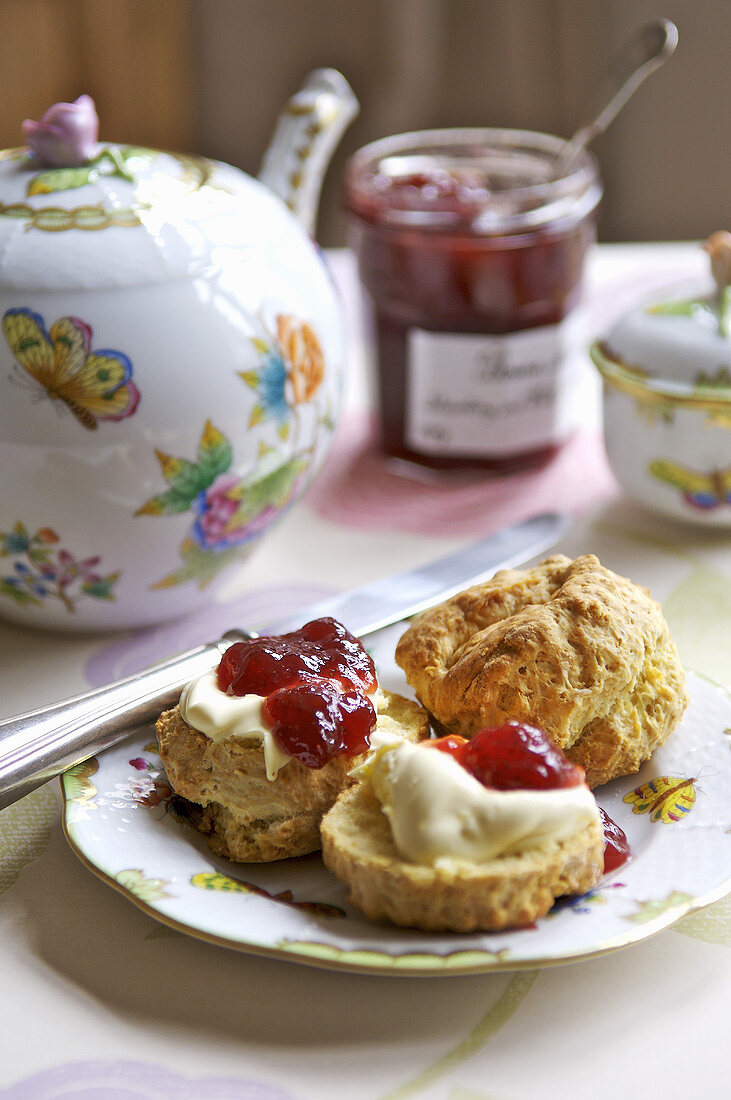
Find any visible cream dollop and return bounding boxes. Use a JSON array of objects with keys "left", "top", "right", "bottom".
[
  {"left": 363, "top": 740, "right": 600, "bottom": 868},
  {"left": 179, "top": 672, "right": 384, "bottom": 782},
  {"left": 179, "top": 671, "right": 291, "bottom": 780}
]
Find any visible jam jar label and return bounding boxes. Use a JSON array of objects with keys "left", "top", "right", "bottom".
[{"left": 404, "top": 314, "right": 587, "bottom": 457}]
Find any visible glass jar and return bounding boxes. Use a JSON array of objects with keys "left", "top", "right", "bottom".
[{"left": 345, "top": 128, "right": 602, "bottom": 472}]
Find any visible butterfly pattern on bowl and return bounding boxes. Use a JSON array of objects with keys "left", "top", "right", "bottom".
[
  {"left": 649, "top": 460, "right": 731, "bottom": 511},
  {"left": 2, "top": 308, "right": 140, "bottom": 429},
  {"left": 135, "top": 315, "right": 332, "bottom": 590}
]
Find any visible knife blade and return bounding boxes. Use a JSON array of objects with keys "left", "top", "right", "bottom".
[
  {"left": 0, "top": 511, "right": 568, "bottom": 809},
  {"left": 263, "top": 511, "right": 569, "bottom": 636}
]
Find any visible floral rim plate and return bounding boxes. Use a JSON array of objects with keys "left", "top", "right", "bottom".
[{"left": 61, "top": 623, "right": 731, "bottom": 976}]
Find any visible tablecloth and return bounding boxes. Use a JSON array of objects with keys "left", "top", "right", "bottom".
[{"left": 0, "top": 244, "right": 729, "bottom": 1100}]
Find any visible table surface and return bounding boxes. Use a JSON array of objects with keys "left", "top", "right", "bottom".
[{"left": 1, "top": 243, "right": 730, "bottom": 1100}]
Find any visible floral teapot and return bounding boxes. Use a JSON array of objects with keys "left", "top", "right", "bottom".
[{"left": 0, "top": 72, "right": 358, "bottom": 630}]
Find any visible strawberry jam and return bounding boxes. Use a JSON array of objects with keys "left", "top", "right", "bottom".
[
  {"left": 217, "top": 617, "right": 376, "bottom": 697},
  {"left": 345, "top": 130, "right": 601, "bottom": 472},
  {"left": 217, "top": 618, "right": 377, "bottom": 769},
  {"left": 425, "top": 734, "right": 469, "bottom": 757},
  {"left": 428, "top": 722, "right": 586, "bottom": 790},
  {"left": 262, "top": 679, "right": 375, "bottom": 769}
]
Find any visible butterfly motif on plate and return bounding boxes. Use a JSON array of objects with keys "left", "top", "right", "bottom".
[
  {"left": 2, "top": 307, "right": 140, "bottom": 429},
  {"left": 623, "top": 775, "right": 697, "bottom": 824},
  {"left": 649, "top": 459, "right": 731, "bottom": 511}
]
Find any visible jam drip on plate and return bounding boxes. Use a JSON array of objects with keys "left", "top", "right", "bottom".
[
  {"left": 217, "top": 617, "right": 377, "bottom": 769},
  {"left": 599, "top": 808, "right": 631, "bottom": 873}
]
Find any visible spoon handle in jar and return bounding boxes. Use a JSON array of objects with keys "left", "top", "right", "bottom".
[{"left": 556, "top": 18, "right": 678, "bottom": 175}]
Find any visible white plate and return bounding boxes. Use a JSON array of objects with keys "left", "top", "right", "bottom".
[{"left": 61, "top": 623, "right": 731, "bottom": 975}]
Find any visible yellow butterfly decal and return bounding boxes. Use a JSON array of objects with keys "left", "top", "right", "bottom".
[
  {"left": 623, "top": 775, "right": 697, "bottom": 824},
  {"left": 2, "top": 307, "right": 140, "bottom": 430},
  {"left": 649, "top": 459, "right": 731, "bottom": 511},
  {"left": 190, "top": 872, "right": 252, "bottom": 893}
]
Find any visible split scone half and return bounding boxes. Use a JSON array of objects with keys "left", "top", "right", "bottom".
[
  {"left": 156, "top": 689, "right": 429, "bottom": 863},
  {"left": 394, "top": 554, "right": 688, "bottom": 788},
  {"left": 321, "top": 738, "right": 604, "bottom": 932}
]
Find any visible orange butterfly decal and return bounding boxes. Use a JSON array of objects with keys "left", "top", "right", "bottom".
[{"left": 3, "top": 307, "right": 140, "bottom": 430}]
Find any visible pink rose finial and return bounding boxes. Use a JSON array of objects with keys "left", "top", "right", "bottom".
[{"left": 22, "top": 95, "right": 99, "bottom": 167}]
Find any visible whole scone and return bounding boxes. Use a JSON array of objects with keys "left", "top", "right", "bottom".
[
  {"left": 156, "top": 689, "right": 429, "bottom": 862},
  {"left": 395, "top": 554, "right": 688, "bottom": 788}
]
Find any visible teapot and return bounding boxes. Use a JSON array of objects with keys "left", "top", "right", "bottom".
[{"left": 0, "top": 71, "right": 358, "bottom": 630}]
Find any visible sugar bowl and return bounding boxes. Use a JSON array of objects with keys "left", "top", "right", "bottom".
[{"left": 591, "top": 233, "right": 731, "bottom": 526}]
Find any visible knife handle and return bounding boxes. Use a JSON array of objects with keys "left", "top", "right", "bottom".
[{"left": 0, "top": 629, "right": 252, "bottom": 810}]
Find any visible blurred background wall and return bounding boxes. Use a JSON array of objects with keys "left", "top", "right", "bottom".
[{"left": 0, "top": 0, "right": 727, "bottom": 246}]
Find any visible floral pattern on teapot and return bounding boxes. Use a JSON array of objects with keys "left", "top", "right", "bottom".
[
  {"left": 0, "top": 522, "right": 120, "bottom": 613},
  {"left": 0, "top": 146, "right": 218, "bottom": 231},
  {"left": 2, "top": 308, "right": 140, "bottom": 429},
  {"left": 24, "top": 145, "right": 154, "bottom": 197},
  {"left": 136, "top": 420, "right": 307, "bottom": 590},
  {"left": 242, "top": 313, "right": 329, "bottom": 434},
  {"left": 135, "top": 315, "right": 332, "bottom": 590}
]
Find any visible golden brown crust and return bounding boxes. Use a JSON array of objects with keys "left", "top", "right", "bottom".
[
  {"left": 321, "top": 784, "right": 604, "bottom": 932},
  {"left": 156, "top": 690, "right": 429, "bottom": 863},
  {"left": 395, "top": 554, "right": 688, "bottom": 788}
]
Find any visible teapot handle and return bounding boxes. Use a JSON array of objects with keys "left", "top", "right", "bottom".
[{"left": 259, "top": 68, "right": 359, "bottom": 234}]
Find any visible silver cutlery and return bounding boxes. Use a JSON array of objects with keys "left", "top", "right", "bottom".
[{"left": 0, "top": 511, "right": 568, "bottom": 809}]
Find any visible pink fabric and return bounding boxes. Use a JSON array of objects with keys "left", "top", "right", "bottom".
[{"left": 305, "top": 411, "right": 618, "bottom": 538}]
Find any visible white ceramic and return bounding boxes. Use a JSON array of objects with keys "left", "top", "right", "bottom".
[
  {"left": 60, "top": 619, "right": 731, "bottom": 974},
  {"left": 591, "top": 280, "right": 731, "bottom": 526},
  {"left": 598, "top": 282, "right": 731, "bottom": 384},
  {"left": 0, "top": 71, "right": 358, "bottom": 630}
]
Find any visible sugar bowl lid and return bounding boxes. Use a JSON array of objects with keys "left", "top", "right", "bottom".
[{"left": 596, "top": 232, "right": 731, "bottom": 390}]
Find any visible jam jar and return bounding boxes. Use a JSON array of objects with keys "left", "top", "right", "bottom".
[{"left": 345, "top": 128, "right": 602, "bottom": 472}]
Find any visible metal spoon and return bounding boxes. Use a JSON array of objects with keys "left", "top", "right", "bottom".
[{"left": 556, "top": 18, "right": 678, "bottom": 177}]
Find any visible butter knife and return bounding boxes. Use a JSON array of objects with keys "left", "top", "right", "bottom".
[{"left": 0, "top": 511, "right": 568, "bottom": 809}]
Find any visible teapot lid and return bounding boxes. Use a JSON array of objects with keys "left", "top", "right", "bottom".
[
  {"left": 0, "top": 142, "right": 278, "bottom": 291},
  {"left": 598, "top": 233, "right": 731, "bottom": 388}
]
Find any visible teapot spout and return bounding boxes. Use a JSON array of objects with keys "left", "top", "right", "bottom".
[{"left": 259, "top": 68, "right": 359, "bottom": 234}]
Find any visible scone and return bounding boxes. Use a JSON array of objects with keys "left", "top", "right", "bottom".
[
  {"left": 321, "top": 731, "right": 604, "bottom": 932},
  {"left": 395, "top": 554, "right": 688, "bottom": 788},
  {"left": 157, "top": 688, "right": 429, "bottom": 863}
]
